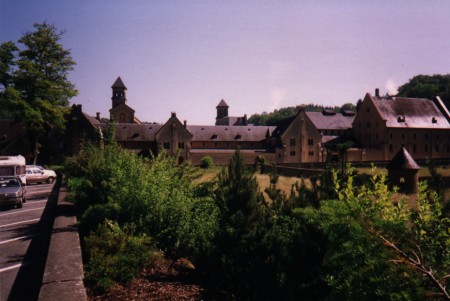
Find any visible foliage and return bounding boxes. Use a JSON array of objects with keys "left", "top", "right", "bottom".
[
  {"left": 66, "top": 142, "right": 219, "bottom": 261},
  {"left": 333, "top": 167, "right": 450, "bottom": 299},
  {"left": 0, "top": 22, "right": 77, "bottom": 163},
  {"left": 248, "top": 103, "right": 356, "bottom": 126},
  {"left": 397, "top": 74, "right": 450, "bottom": 108},
  {"left": 205, "top": 150, "right": 279, "bottom": 299},
  {"left": 199, "top": 156, "right": 214, "bottom": 169},
  {"left": 83, "top": 220, "right": 154, "bottom": 293}
]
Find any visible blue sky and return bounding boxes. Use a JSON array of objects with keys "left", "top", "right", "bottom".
[{"left": 2, "top": 0, "right": 450, "bottom": 125}]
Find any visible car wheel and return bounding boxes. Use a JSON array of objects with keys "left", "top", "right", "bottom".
[
  {"left": 47, "top": 177, "right": 55, "bottom": 184},
  {"left": 17, "top": 199, "right": 23, "bottom": 208}
]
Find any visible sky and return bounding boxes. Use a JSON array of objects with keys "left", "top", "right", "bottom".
[{"left": 1, "top": 0, "right": 450, "bottom": 125}]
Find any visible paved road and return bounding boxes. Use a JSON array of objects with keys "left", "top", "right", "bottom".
[{"left": 0, "top": 182, "right": 58, "bottom": 301}]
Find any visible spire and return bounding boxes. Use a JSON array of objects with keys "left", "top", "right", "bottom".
[
  {"left": 217, "top": 99, "right": 229, "bottom": 108},
  {"left": 112, "top": 76, "right": 127, "bottom": 90}
]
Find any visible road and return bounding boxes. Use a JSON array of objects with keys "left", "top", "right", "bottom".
[{"left": 0, "top": 182, "right": 58, "bottom": 301}]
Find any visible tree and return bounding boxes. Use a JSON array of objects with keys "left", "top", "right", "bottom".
[
  {"left": 397, "top": 74, "right": 450, "bottom": 107},
  {"left": 0, "top": 22, "right": 78, "bottom": 163},
  {"left": 207, "top": 149, "right": 277, "bottom": 299}
]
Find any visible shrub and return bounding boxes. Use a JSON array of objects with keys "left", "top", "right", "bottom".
[
  {"left": 83, "top": 220, "right": 154, "bottom": 294},
  {"left": 200, "top": 156, "right": 214, "bottom": 169}
]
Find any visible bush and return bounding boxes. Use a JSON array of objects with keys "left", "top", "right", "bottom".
[
  {"left": 84, "top": 220, "right": 155, "bottom": 294},
  {"left": 200, "top": 156, "right": 214, "bottom": 169}
]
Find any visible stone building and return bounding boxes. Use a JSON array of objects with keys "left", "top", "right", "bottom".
[
  {"left": 271, "top": 109, "right": 355, "bottom": 163},
  {"left": 61, "top": 78, "right": 450, "bottom": 166},
  {"left": 352, "top": 89, "right": 450, "bottom": 162}
]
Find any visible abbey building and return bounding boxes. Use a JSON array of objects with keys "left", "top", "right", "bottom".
[{"left": 62, "top": 77, "right": 450, "bottom": 165}]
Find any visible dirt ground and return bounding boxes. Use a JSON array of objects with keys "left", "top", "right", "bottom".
[{"left": 89, "top": 258, "right": 232, "bottom": 301}]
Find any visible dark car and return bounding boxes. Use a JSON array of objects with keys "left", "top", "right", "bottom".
[{"left": 0, "top": 177, "right": 26, "bottom": 208}]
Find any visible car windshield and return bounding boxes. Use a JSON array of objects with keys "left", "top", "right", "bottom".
[{"left": 0, "top": 179, "right": 19, "bottom": 187}]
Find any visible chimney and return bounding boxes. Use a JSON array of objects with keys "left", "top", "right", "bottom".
[
  {"left": 171, "top": 112, "right": 176, "bottom": 117},
  {"left": 375, "top": 88, "right": 380, "bottom": 97},
  {"left": 96, "top": 112, "right": 101, "bottom": 121},
  {"left": 184, "top": 120, "right": 187, "bottom": 128}
]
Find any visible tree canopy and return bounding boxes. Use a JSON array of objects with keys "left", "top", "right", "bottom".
[
  {"left": 248, "top": 103, "right": 355, "bottom": 126},
  {"left": 0, "top": 22, "right": 77, "bottom": 162},
  {"left": 397, "top": 74, "right": 450, "bottom": 107}
]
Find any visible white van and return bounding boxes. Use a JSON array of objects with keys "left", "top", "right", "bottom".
[{"left": 0, "top": 156, "right": 27, "bottom": 185}]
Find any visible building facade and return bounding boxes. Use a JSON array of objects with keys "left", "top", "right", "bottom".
[{"left": 62, "top": 78, "right": 450, "bottom": 166}]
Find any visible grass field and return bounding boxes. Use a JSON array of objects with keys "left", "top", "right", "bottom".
[{"left": 196, "top": 164, "right": 450, "bottom": 201}]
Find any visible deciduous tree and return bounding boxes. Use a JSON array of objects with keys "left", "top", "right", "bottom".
[{"left": 0, "top": 22, "right": 77, "bottom": 163}]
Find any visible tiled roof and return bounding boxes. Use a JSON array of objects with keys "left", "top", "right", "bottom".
[
  {"left": 386, "top": 147, "right": 420, "bottom": 170},
  {"left": 111, "top": 76, "right": 127, "bottom": 89},
  {"left": 104, "top": 123, "right": 163, "bottom": 141},
  {"left": 187, "top": 125, "right": 275, "bottom": 142},
  {"left": 369, "top": 94, "right": 450, "bottom": 129},
  {"left": 305, "top": 111, "right": 355, "bottom": 130},
  {"left": 216, "top": 99, "right": 229, "bottom": 108}
]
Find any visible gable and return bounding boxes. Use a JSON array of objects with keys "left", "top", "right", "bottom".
[{"left": 155, "top": 114, "right": 192, "bottom": 141}]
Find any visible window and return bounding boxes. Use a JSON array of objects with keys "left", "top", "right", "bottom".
[
  {"left": 164, "top": 142, "right": 170, "bottom": 149},
  {"left": 413, "top": 145, "right": 417, "bottom": 153},
  {"left": 390, "top": 133, "right": 393, "bottom": 139},
  {"left": 308, "top": 151, "right": 314, "bottom": 156},
  {"left": 389, "top": 144, "right": 393, "bottom": 152},
  {"left": 425, "top": 133, "right": 428, "bottom": 140},
  {"left": 178, "top": 142, "right": 185, "bottom": 149},
  {"left": 414, "top": 133, "right": 417, "bottom": 140},
  {"left": 308, "top": 138, "right": 314, "bottom": 146},
  {"left": 425, "top": 144, "right": 428, "bottom": 152},
  {"left": 402, "top": 133, "right": 405, "bottom": 139},
  {"left": 290, "top": 151, "right": 296, "bottom": 156},
  {"left": 289, "top": 138, "right": 296, "bottom": 146},
  {"left": 436, "top": 144, "right": 440, "bottom": 152}
]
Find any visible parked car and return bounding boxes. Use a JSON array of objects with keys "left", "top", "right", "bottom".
[
  {"left": 25, "top": 165, "right": 57, "bottom": 185},
  {"left": 0, "top": 176, "right": 26, "bottom": 208}
]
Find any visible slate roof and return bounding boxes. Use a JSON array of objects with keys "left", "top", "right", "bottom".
[
  {"left": 187, "top": 125, "right": 275, "bottom": 142},
  {"left": 386, "top": 147, "right": 420, "bottom": 170},
  {"left": 271, "top": 113, "right": 299, "bottom": 137},
  {"left": 109, "top": 103, "right": 135, "bottom": 114},
  {"left": 369, "top": 94, "right": 450, "bottom": 129},
  {"left": 216, "top": 99, "right": 229, "bottom": 108},
  {"left": 82, "top": 113, "right": 101, "bottom": 128},
  {"left": 220, "top": 116, "right": 247, "bottom": 126},
  {"left": 106, "top": 123, "right": 163, "bottom": 141},
  {"left": 305, "top": 111, "right": 355, "bottom": 130},
  {"left": 111, "top": 76, "right": 127, "bottom": 89}
]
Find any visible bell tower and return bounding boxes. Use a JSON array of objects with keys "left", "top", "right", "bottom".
[
  {"left": 216, "top": 99, "right": 229, "bottom": 119},
  {"left": 111, "top": 76, "right": 127, "bottom": 108}
]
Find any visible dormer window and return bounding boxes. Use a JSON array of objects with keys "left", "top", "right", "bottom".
[
  {"left": 397, "top": 115, "right": 405, "bottom": 122},
  {"left": 235, "top": 134, "right": 242, "bottom": 140},
  {"left": 211, "top": 134, "right": 218, "bottom": 139},
  {"left": 432, "top": 117, "right": 437, "bottom": 123}
]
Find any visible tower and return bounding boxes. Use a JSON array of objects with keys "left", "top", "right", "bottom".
[
  {"left": 111, "top": 76, "right": 127, "bottom": 108},
  {"left": 216, "top": 99, "right": 229, "bottom": 125}
]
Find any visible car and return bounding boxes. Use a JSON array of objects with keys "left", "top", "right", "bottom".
[
  {"left": 25, "top": 165, "right": 57, "bottom": 185},
  {"left": 0, "top": 176, "right": 26, "bottom": 208}
]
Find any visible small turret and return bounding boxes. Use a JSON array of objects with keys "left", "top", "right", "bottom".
[{"left": 111, "top": 76, "right": 127, "bottom": 108}]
